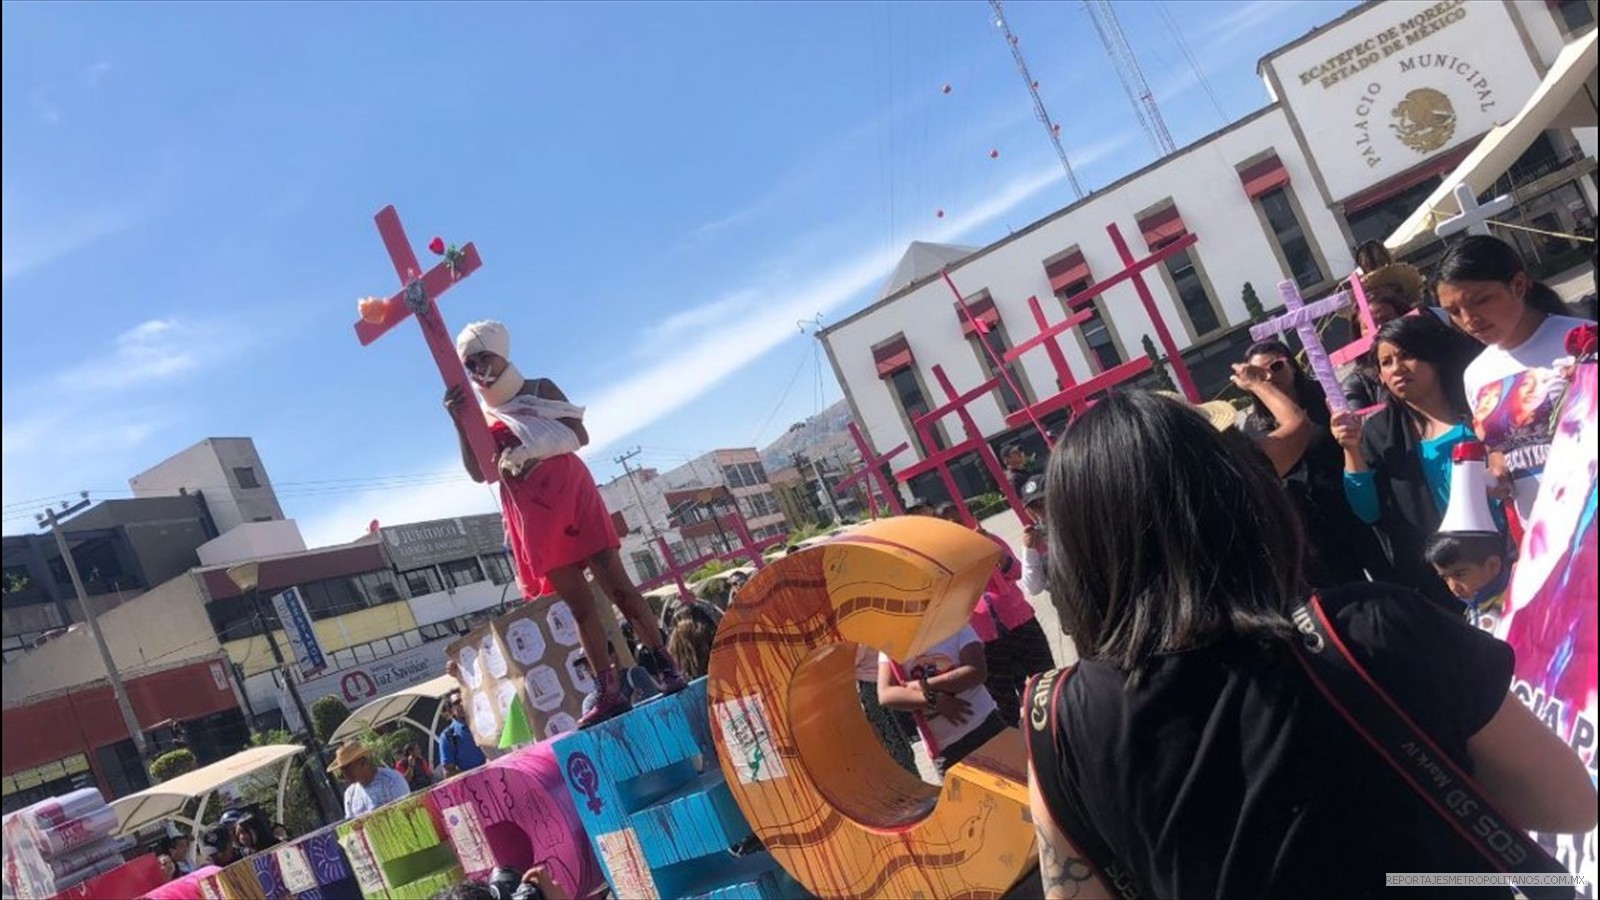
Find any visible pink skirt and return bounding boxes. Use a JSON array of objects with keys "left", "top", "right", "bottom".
[{"left": 500, "top": 453, "right": 620, "bottom": 593}]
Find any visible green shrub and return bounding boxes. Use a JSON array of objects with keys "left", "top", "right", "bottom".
[
  {"left": 310, "top": 696, "right": 351, "bottom": 744},
  {"left": 149, "top": 749, "right": 197, "bottom": 784}
]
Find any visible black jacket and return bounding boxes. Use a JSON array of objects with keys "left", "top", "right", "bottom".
[{"left": 1358, "top": 404, "right": 1457, "bottom": 608}]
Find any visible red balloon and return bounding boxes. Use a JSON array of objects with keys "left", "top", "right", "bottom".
[
  {"left": 942, "top": 84, "right": 952, "bottom": 94},
  {"left": 936, "top": 209, "right": 945, "bottom": 218},
  {"left": 428, "top": 236, "right": 446, "bottom": 256},
  {"left": 989, "top": 149, "right": 1000, "bottom": 159}
]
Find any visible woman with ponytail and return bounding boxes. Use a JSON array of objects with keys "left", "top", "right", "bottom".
[{"left": 1435, "top": 235, "right": 1590, "bottom": 520}]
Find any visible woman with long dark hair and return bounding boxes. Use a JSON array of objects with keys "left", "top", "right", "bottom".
[
  {"left": 1239, "top": 340, "right": 1387, "bottom": 588},
  {"left": 1333, "top": 314, "right": 1496, "bottom": 608},
  {"left": 1026, "top": 391, "right": 1593, "bottom": 899},
  {"left": 1435, "top": 235, "right": 1589, "bottom": 520}
]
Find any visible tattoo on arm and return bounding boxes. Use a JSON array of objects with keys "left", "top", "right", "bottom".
[{"left": 1037, "top": 824, "right": 1095, "bottom": 900}]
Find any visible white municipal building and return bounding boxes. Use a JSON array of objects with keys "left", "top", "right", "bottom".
[{"left": 820, "top": 0, "right": 1597, "bottom": 505}]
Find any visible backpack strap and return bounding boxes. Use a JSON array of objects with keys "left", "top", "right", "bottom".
[
  {"left": 1024, "top": 669, "right": 1140, "bottom": 900},
  {"left": 1290, "top": 596, "right": 1571, "bottom": 896}
]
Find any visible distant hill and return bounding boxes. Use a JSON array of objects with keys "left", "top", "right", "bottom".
[{"left": 759, "top": 400, "right": 858, "bottom": 472}]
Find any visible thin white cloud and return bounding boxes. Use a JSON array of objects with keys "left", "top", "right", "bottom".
[
  {"left": 1202, "top": 0, "right": 1303, "bottom": 48},
  {"left": 84, "top": 61, "right": 113, "bottom": 89},
  {"left": 580, "top": 165, "right": 1069, "bottom": 457},
  {"left": 56, "top": 318, "right": 220, "bottom": 387},
  {"left": 295, "top": 463, "right": 501, "bottom": 549},
  {"left": 1, "top": 199, "right": 150, "bottom": 281}
]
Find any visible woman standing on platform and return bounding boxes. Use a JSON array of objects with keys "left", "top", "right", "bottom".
[{"left": 444, "top": 321, "right": 686, "bottom": 727}]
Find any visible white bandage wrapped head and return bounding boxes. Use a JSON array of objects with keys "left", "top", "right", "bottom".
[
  {"left": 456, "top": 320, "right": 511, "bottom": 364},
  {"left": 455, "top": 320, "right": 584, "bottom": 472}
]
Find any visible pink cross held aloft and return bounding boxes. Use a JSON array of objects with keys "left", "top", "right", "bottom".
[
  {"left": 354, "top": 205, "right": 498, "bottom": 482},
  {"left": 1329, "top": 268, "right": 1377, "bottom": 368},
  {"left": 836, "top": 421, "right": 908, "bottom": 518},
  {"left": 1250, "top": 279, "right": 1351, "bottom": 414}
]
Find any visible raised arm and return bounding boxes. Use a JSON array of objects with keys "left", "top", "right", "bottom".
[
  {"left": 1232, "top": 364, "right": 1311, "bottom": 477},
  {"left": 443, "top": 385, "right": 487, "bottom": 483}
]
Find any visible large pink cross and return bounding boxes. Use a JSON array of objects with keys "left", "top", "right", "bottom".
[
  {"left": 353, "top": 205, "right": 498, "bottom": 482},
  {"left": 894, "top": 365, "right": 1028, "bottom": 527},
  {"left": 1002, "top": 222, "right": 1200, "bottom": 414},
  {"left": 835, "top": 421, "right": 908, "bottom": 518},
  {"left": 1250, "top": 279, "right": 1352, "bottom": 414}
]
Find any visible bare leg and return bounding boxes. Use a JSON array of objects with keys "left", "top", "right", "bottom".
[
  {"left": 588, "top": 548, "right": 667, "bottom": 651},
  {"left": 543, "top": 563, "right": 612, "bottom": 689}
]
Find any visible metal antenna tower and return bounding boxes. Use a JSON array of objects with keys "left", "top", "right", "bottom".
[
  {"left": 1083, "top": 0, "right": 1176, "bottom": 156},
  {"left": 989, "top": 0, "right": 1084, "bottom": 199}
]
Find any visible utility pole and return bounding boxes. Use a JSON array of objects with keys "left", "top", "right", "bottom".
[
  {"left": 226, "top": 563, "right": 336, "bottom": 823},
  {"left": 38, "top": 495, "right": 150, "bottom": 775},
  {"left": 614, "top": 447, "right": 661, "bottom": 538}
]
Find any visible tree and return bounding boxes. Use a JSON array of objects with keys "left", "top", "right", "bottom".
[
  {"left": 1142, "top": 336, "right": 1178, "bottom": 393},
  {"left": 242, "top": 730, "right": 321, "bottom": 836},
  {"left": 1242, "top": 282, "right": 1267, "bottom": 323},
  {"left": 149, "top": 749, "right": 197, "bottom": 783},
  {"left": 310, "top": 696, "right": 351, "bottom": 744}
]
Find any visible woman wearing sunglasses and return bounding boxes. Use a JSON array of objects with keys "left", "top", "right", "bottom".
[{"left": 1238, "top": 340, "right": 1389, "bottom": 589}]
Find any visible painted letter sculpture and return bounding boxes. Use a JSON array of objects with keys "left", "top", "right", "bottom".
[{"left": 707, "top": 517, "right": 1037, "bottom": 899}]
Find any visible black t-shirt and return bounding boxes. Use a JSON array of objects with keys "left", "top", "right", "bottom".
[{"left": 1035, "top": 583, "right": 1515, "bottom": 899}]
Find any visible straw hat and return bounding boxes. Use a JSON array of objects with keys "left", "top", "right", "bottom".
[
  {"left": 327, "top": 741, "right": 372, "bottom": 772},
  {"left": 1157, "top": 392, "right": 1240, "bottom": 433},
  {"left": 1361, "top": 263, "right": 1425, "bottom": 309}
]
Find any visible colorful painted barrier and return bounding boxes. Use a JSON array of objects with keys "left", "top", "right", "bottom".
[
  {"left": 140, "top": 865, "right": 221, "bottom": 900},
  {"left": 425, "top": 740, "right": 605, "bottom": 898},
  {"left": 707, "top": 516, "right": 1038, "bottom": 899},
  {"left": 554, "top": 679, "right": 803, "bottom": 899},
  {"left": 335, "top": 795, "right": 462, "bottom": 900}
]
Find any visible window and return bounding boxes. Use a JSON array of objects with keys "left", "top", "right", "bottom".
[
  {"left": 1258, "top": 188, "right": 1324, "bottom": 290},
  {"left": 1554, "top": 0, "right": 1594, "bottom": 32},
  {"left": 888, "top": 368, "right": 945, "bottom": 455},
  {"left": 400, "top": 566, "right": 443, "bottom": 597},
  {"left": 300, "top": 577, "right": 368, "bottom": 620},
  {"left": 631, "top": 550, "right": 662, "bottom": 580},
  {"left": 721, "top": 462, "right": 768, "bottom": 489},
  {"left": 205, "top": 598, "right": 265, "bottom": 640},
  {"left": 358, "top": 571, "right": 401, "bottom": 604},
  {"left": 967, "top": 325, "right": 1030, "bottom": 414},
  {"left": 232, "top": 467, "right": 261, "bottom": 489},
  {"left": 482, "top": 554, "right": 515, "bottom": 586},
  {"left": 441, "top": 558, "right": 484, "bottom": 589},
  {"left": 1164, "top": 249, "right": 1221, "bottom": 337},
  {"left": 1082, "top": 308, "right": 1122, "bottom": 373}
]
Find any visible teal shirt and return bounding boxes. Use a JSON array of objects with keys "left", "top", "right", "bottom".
[{"left": 1344, "top": 422, "right": 1503, "bottom": 527}]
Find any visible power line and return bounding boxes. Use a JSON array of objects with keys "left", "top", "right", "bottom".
[{"left": 1159, "top": 2, "right": 1227, "bottom": 126}]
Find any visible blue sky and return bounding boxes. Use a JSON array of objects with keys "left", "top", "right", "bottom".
[{"left": 2, "top": 0, "right": 1354, "bottom": 546}]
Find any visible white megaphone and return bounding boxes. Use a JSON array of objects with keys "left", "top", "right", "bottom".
[{"left": 1437, "top": 439, "right": 1500, "bottom": 535}]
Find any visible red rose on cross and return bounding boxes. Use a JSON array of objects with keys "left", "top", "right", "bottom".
[{"left": 1566, "top": 323, "right": 1598, "bottom": 360}]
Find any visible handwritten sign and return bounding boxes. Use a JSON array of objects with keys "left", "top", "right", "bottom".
[
  {"left": 443, "top": 804, "right": 493, "bottom": 874},
  {"left": 595, "top": 828, "right": 659, "bottom": 900},
  {"left": 714, "top": 695, "right": 787, "bottom": 784}
]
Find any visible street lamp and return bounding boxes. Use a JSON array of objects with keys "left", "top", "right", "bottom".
[{"left": 226, "top": 563, "right": 335, "bottom": 822}]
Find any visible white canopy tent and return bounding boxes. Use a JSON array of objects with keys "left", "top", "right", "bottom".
[
  {"left": 326, "top": 674, "right": 459, "bottom": 755},
  {"left": 1386, "top": 29, "right": 1598, "bottom": 252},
  {"left": 111, "top": 744, "right": 304, "bottom": 840}
]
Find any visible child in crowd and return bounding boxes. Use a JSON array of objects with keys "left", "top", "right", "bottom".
[
  {"left": 876, "top": 625, "right": 1006, "bottom": 775},
  {"left": 1424, "top": 532, "right": 1511, "bottom": 633}
]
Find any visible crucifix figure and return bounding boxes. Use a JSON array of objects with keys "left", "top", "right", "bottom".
[
  {"left": 354, "top": 205, "right": 498, "bottom": 481},
  {"left": 1250, "top": 279, "right": 1352, "bottom": 414},
  {"left": 1435, "top": 182, "right": 1516, "bottom": 240}
]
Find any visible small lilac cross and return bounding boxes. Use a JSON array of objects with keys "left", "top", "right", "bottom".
[
  {"left": 1250, "top": 279, "right": 1351, "bottom": 414},
  {"left": 1435, "top": 182, "right": 1516, "bottom": 239}
]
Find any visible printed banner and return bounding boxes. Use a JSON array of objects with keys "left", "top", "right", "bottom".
[
  {"left": 271, "top": 587, "right": 327, "bottom": 678},
  {"left": 1499, "top": 359, "right": 1597, "bottom": 895}
]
